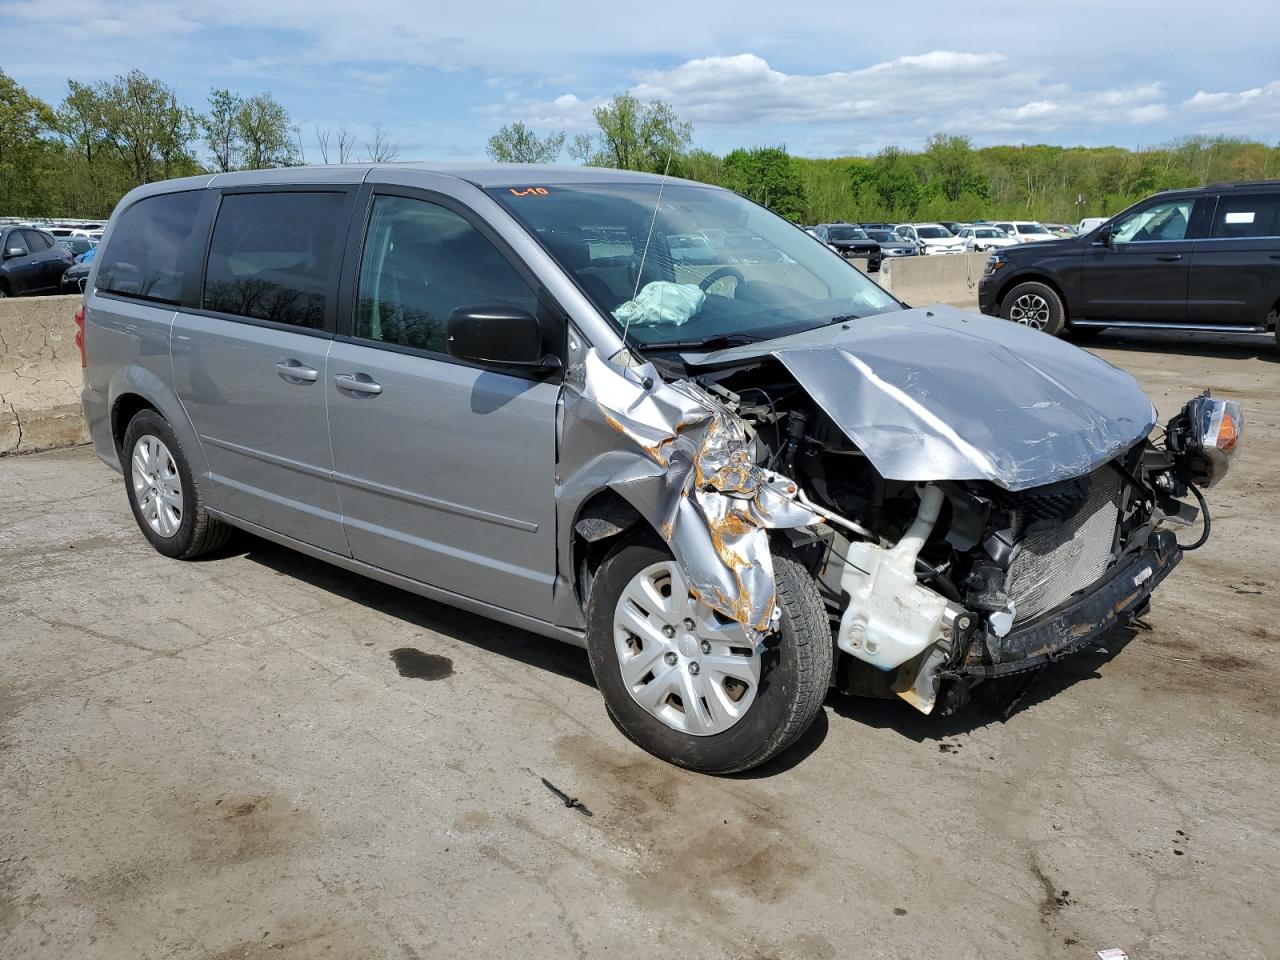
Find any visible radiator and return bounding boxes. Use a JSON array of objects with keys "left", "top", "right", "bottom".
[{"left": 1006, "top": 468, "right": 1122, "bottom": 622}]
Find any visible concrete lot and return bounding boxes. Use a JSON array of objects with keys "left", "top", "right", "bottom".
[{"left": 2, "top": 331, "right": 1278, "bottom": 960}]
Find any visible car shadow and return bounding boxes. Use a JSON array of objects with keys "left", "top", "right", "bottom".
[
  {"left": 824, "top": 624, "right": 1141, "bottom": 743},
  {"left": 219, "top": 531, "right": 1141, "bottom": 770},
  {"left": 1083, "top": 329, "right": 1278, "bottom": 362},
  {"left": 232, "top": 533, "right": 598, "bottom": 689}
]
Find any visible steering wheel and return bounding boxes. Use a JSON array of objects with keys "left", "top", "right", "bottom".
[{"left": 699, "top": 266, "right": 746, "bottom": 293}]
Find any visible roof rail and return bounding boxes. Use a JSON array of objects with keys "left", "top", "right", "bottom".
[{"left": 1203, "top": 180, "right": 1280, "bottom": 191}]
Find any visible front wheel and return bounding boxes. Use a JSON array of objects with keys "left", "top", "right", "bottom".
[
  {"left": 999, "top": 281, "right": 1066, "bottom": 336},
  {"left": 586, "top": 540, "right": 832, "bottom": 774}
]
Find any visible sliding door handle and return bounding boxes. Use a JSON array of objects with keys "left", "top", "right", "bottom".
[
  {"left": 1155, "top": 254, "right": 1183, "bottom": 262},
  {"left": 275, "top": 359, "right": 319, "bottom": 382},
  {"left": 334, "top": 373, "right": 382, "bottom": 395}
]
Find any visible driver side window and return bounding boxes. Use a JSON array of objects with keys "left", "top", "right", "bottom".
[{"left": 1112, "top": 200, "right": 1194, "bottom": 243}]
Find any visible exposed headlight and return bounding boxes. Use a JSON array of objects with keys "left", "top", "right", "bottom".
[{"left": 1167, "top": 392, "right": 1243, "bottom": 488}]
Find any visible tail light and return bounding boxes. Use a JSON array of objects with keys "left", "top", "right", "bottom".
[{"left": 74, "top": 305, "right": 86, "bottom": 368}]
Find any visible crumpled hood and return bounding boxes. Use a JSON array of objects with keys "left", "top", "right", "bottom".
[{"left": 690, "top": 305, "right": 1158, "bottom": 491}]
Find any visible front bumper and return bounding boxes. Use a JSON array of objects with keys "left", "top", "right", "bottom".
[
  {"left": 977, "top": 274, "right": 999, "bottom": 315},
  {"left": 946, "top": 528, "right": 1182, "bottom": 680}
]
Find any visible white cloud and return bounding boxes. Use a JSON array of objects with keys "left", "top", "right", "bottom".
[
  {"left": 493, "top": 52, "right": 1176, "bottom": 152},
  {"left": 1181, "top": 80, "right": 1280, "bottom": 135}
]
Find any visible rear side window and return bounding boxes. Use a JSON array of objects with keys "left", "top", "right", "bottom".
[
  {"left": 22, "top": 230, "right": 52, "bottom": 251},
  {"left": 203, "top": 191, "right": 345, "bottom": 329},
  {"left": 97, "top": 191, "right": 202, "bottom": 304},
  {"left": 1210, "top": 194, "right": 1280, "bottom": 239}
]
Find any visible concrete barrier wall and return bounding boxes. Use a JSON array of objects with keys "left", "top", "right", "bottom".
[
  {"left": 879, "top": 252, "right": 988, "bottom": 310},
  {"left": 0, "top": 295, "right": 89, "bottom": 455}
]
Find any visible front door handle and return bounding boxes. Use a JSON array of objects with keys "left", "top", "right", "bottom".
[
  {"left": 276, "top": 359, "right": 319, "bottom": 382},
  {"left": 334, "top": 373, "right": 382, "bottom": 396},
  {"left": 1156, "top": 254, "right": 1183, "bottom": 262}
]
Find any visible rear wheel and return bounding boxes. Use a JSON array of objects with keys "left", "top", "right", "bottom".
[
  {"left": 586, "top": 540, "right": 832, "bottom": 774},
  {"left": 122, "top": 410, "right": 231, "bottom": 559},
  {"left": 1000, "top": 281, "right": 1066, "bottom": 336}
]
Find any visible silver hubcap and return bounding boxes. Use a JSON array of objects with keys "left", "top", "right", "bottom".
[
  {"left": 612, "top": 561, "right": 762, "bottom": 737},
  {"left": 1008, "top": 293, "right": 1051, "bottom": 329},
  {"left": 131, "top": 434, "right": 183, "bottom": 537}
]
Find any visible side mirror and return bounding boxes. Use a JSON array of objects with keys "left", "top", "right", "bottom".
[
  {"left": 4, "top": 247, "right": 25, "bottom": 260},
  {"left": 446, "top": 302, "right": 549, "bottom": 367},
  {"left": 1095, "top": 224, "right": 1114, "bottom": 247}
]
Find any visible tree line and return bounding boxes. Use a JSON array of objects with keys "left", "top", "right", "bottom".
[
  {"left": 4, "top": 67, "right": 1278, "bottom": 224},
  {"left": 0, "top": 68, "right": 398, "bottom": 218},
  {"left": 489, "top": 97, "right": 1280, "bottom": 224}
]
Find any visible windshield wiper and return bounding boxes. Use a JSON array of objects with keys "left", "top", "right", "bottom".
[{"left": 646, "top": 333, "right": 768, "bottom": 352}]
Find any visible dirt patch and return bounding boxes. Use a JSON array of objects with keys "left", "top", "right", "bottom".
[
  {"left": 1199, "top": 653, "right": 1254, "bottom": 671},
  {"left": 556, "top": 733, "right": 817, "bottom": 916}
]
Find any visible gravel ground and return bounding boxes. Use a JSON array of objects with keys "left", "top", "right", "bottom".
[{"left": 1, "top": 330, "right": 1277, "bottom": 960}]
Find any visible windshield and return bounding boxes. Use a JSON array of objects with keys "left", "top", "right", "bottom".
[
  {"left": 916, "top": 226, "right": 952, "bottom": 239},
  {"left": 489, "top": 181, "right": 901, "bottom": 350},
  {"left": 827, "top": 226, "right": 868, "bottom": 241},
  {"left": 865, "top": 230, "right": 898, "bottom": 242},
  {"left": 1017, "top": 223, "right": 1051, "bottom": 235},
  {"left": 974, "top": 228, "right": 1004, "bottom": 238}
]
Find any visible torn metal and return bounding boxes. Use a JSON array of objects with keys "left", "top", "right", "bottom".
[
  {"left": 687, "top": 306, "right": 1158, "bottom": 492},
  {"left": 559, "top": 348, "right": 821, "bottom": 635}
]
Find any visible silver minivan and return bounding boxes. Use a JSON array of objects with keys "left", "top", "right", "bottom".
[{"left": 81, "top": 164, "right": 1241, "bottom": 773}]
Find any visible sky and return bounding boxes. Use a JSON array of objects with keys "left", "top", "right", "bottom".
[{"left": 2, "top": 0, "right": 1278, "bottom": 163}]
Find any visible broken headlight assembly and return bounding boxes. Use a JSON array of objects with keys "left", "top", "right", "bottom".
[{"left": 1165, "top": 391, "right": 1243, "bottom": 489}]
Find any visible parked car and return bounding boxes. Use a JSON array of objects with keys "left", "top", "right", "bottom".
[
  {"left": 863, "top": 228, "right": 921, "bottom": 259},
  {"left": 990, "top": 220, "right": 1057, "bottom": 244},
  {"left": 58, "top": 236, "right": 96, "bottom": 258},
  {"left": 668, "top": 233, "right": 718, "bottom": 265},
  {"left": 956, "top": 225, "right": 1020, "bottom": 252},
  {"left": 894, "top": 223, "right": 966, "bottom": 254},
  {"left": 60, "top": 247, "right": 96, "bottom": 294},
  {"left": 979, "top": 181, "right": 1280, "bottom": 343},
  {"left": 1044, "top": 223, "right": 1077, "bottom": 238},
  {"left": 938, "top": 221, "right": 965, "bottom": 235},
  {"left": 81, "top": 164, "right": 1241, "bottom": 773},
  {"left": 0, "top": 225, "right": 73, "bottom": 297},
  {"left": 1077, "top": 217, "right": 1109, "bottom": 235},
  {"left": 810, "top": 223, "right": 883, "bottom": 270}
]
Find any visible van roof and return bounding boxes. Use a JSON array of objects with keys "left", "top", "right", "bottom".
[{"left": 133, "top": 163, "right": 689, "bottom": 194}]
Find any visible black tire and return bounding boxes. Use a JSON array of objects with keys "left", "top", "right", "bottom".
[
  {"left": 585, "top": 540, "right": 832, "bottom": 774},
  {"left": 121, "top": 409, "right": 231, "bottom": 559},
  {"left": 999, "top": 280, "right": 1066, "bottom": 336}
]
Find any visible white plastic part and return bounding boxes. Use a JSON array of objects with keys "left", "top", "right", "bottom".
[{"left": 836, "top": 485, "right": 959, "bottom": 671}]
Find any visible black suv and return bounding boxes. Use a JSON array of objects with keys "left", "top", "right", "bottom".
[
  {"left": 978, "top": 181, "right": 1280, "bottom": 345},
  {"left": 0, "top": 226, "right": 73, "bottom": 297},
  {"left": 810, "top": 222, "right": 883, "bottom": 271}
]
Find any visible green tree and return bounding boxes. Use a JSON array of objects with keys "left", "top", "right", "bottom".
[
  {"left": 672, "top": 148, "right": 723, "bottom": 186},
  {"left": 486, "top": 121, "right": 565, "bottom": 163},
  {"left": 235, "top": 92, "right": 299, "bottom": 170},
  {"left": 0, "top": 69, "right": 56, "bottom": 214},
  {"left": 585, "top": 94, "right": 692, "bottom": 172},
  {"left": 721, "top": 146, "right": 807, "bottom": 220},
  {"left": 921, "top": 134, "right": 986, "bottom": 203},
  {"left": 95, "top": 70, "right": 197, "bottom": 185},
  {"left": 201, "top": 88, "right": 242, "bottom": 172}
]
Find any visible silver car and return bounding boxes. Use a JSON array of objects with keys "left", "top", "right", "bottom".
[{"left": 80, "top": 164, "right": 1242, "bottom": 773}]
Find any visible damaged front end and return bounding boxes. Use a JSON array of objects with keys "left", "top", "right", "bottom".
[{"left": 560, "top": 307, "right": 1243, "bottom": 717}]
